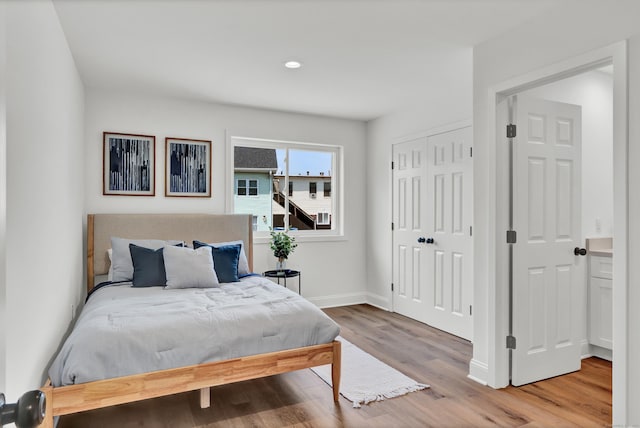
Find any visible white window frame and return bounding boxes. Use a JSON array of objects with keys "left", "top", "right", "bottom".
[
  {"left": 236, "top": 179, "right": 259, "bottom": 197},
  {"left": 227, "top": 135, "right": 344, "bottom": 242},
  {"left": 317, "top": 212, "right": 330, "bottom": 225}
]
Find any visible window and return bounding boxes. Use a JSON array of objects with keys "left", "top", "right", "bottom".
[
  {"left": 231, "top": 137, "right": 341, "bottom": 236},
  {"left": 237, "top": 179, "right": 258, "bottom": 196},
  {"left": 317, "top": 212, "right": 330, "bottom": 225}
]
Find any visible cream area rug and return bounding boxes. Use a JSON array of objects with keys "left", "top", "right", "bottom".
[{"left": 310, "top": 336, "right": 429, "bottom": 408}]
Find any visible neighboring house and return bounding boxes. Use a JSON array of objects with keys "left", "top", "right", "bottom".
[
  {"left": 233, "top": 147, "right": 277, "bottom": 231},
  {"left": 272, "top": 172, "right": 332, "bottom": 230},
  {"left": 234, "top": 148, "right": 333, "bottom": 231}
]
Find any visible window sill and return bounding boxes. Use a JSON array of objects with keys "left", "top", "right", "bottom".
[{"left": 254, "top": 233, "right": 347, "bottom": 245}]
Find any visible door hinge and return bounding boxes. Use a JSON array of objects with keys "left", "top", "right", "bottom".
[
  {"left": 506, "top": 335, "right": 517, "bottom": 349},
  {"left": 391, "top": 222, "right": 395, "bottom": 231},
  {"left": 469, "top": 305, "right": 472, "bottom": 316},
  {"left": 391, "top": 283, "right": 394, "bottom": 292},
  {"left": 470, "top": 147, "right": 473, "bottom": 158},
  {"left": 506, "top": 230, "right": 517, "bottom": 244},
  {"left": 470, "top": 226, "right": 473, "bottom": 236},
  {"left": 506, "top": 124, "right": 517, "bottom": 138},
  {"left": 391, "top": 161, "right": 395, "bottom": 170}
]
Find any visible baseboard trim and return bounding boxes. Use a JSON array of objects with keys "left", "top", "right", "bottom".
[
  {"left": 580, "top": 339, "right": 590, "bottom": 359},
  {"left": 365, "top": 292, "right": 390, "bottom": 311},
  {"left": 307, "top": 292, "right": 367, "bottom": 309},
  {"left": 587, "top": 344, "right": 612, "bottom": 361},
  {"left": 468, "top": 359, "right": 489, "bottom": 386}
]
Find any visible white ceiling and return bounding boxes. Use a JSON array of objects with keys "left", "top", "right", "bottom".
[{"left": 53, "top": 0, "right": 569, "bottom": 121}]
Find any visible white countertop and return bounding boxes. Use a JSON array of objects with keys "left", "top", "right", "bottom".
[
  {"left": 590, "top": 249, "right": 612, "bottom": 257},
  {"left": 586, "top": 237, "right": 613, "bottom": 258}
]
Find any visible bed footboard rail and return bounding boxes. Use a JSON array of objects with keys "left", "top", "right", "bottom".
[{"left": 42, "top": 340, "right": 341, "bottom": 424}]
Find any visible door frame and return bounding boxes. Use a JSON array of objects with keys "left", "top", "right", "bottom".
[
  {"left": 487, "top": 41, "right": 627, "bottom": 421},
  {"left": 390, "top": 119, "right": 471, "bottom": 314}
]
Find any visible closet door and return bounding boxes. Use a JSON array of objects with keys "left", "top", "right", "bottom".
[
  {"left": 392, "top": 126, "right": 473, "bottom": 340},
  {"left": 392, "top": 137, "right": 429, "bottom": 323}
]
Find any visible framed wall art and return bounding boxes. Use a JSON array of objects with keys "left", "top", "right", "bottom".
[
  {"left": 103, "top": 132, "right": 155, "bottom": 196},
  {"left": 165, "top": 137, "right": 212, "bottom": 197}
]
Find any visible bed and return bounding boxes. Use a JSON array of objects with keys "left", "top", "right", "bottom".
[{"left": 41, "top": 213, "right": 341, "bottom": 427}]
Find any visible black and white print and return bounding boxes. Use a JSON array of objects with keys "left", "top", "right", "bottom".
[
  {"left": 103, "top": 132, "right": 155, "bottom": 196},
  {"left": 165, "top": 138, "right": 211, "bottom": 197}
]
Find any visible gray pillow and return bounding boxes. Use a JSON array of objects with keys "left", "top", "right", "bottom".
[
  {"left": 163, "top": 245, "right": 219, "bottom": 289},
  {"left": 204, "top": 240, "right": 250, "bottom": 275},
  {"left": 110, "top": 237, "right": 183, "bottom": 282}
]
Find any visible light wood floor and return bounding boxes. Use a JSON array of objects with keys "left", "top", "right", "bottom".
[{"left": 59, "top": 304, "right": 611, "bottom": 427}]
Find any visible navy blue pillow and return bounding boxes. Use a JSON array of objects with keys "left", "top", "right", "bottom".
[
  {"left": 193, "top": 240, "right": 241, "bottom": 283},
  {"left": 129, "top": 244, "right": 167, "bottom": 287}
]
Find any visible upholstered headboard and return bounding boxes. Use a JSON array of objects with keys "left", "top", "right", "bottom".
[{"left": 87, "top": 213, "right": 253, "bottom": 291}]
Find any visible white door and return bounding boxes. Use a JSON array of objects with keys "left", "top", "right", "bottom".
[
  {"left": 424, "top": 128, "right": 473, "bottom": 340},
  {"left": 392, "top": 137, "right": 428, "bottom": 323},
  {"left": 511, "top": 95, "right": 584, "bottom": 386},
  {"left": 392, "top": 127, "right": 473, "bottom": 340}
]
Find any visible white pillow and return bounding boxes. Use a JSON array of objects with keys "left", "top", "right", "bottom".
[
  {"left": 163, "top": 245, "right": 219, "bottom": 289},
  {"left": 206, "top": 240, "right": 250, "bottom": 275},
  {"left": 107, "top": 249, "right": 113, "bottom": 281},
  {"left": 110, "top": 237, "right": 183, "bottom": 282}
]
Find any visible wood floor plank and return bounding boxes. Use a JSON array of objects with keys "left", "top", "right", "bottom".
[{"left": 59, "top": 304, "right": 611, "bottom": 427}]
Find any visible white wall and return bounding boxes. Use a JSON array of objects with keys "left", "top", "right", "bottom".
[
  {"left": 628, "top": 32, "right": 640, "bottom": 426},
  {"left": 523, "top": 69, "right": 614, "bottom": 240},
  {"left": 4, "top": 1, "right": 85, "bottom": 398},
  {"left": 473, "top": 1, "right": 640, "bottom": 424},
  {"left": 0, "top": 0, "right": 7, "bottom": 396},
  {"left": 364, "top": 52, "right": 472, "bottom": 309},
  {"left": 85, "top": 88, "right": 367, "bottom": 307}
]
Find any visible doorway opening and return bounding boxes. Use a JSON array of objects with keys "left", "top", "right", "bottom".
[
  {"left": 504, "top": 65, "right": 613, "bottom": 386},
  {"left": 518, "top": 66, "right": 614, "bottom": 362},
  {"left": 490, "top": 41, "right": 627, "bottom": 421}
]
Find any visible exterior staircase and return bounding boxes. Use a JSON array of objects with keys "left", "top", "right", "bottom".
[{"left": 272, "top": 191, "right": 316, "bottom": 230}]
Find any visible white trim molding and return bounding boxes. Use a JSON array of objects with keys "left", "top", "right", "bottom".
[
  {"left": 468, "top": 359, "right": 489, "bottom": 386},
  {"left": 481, "top": 40, "right": 627, "bottom": 423},
  {"left": 307, "top": 292, "right": 367, "bottom": 309},
  {"left": 366, "top": 292, "right": 390, "bottom": 311}
]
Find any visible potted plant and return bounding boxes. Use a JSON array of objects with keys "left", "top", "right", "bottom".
[{"left": 269, "top": 229, "right": 297, "bottom": 271}]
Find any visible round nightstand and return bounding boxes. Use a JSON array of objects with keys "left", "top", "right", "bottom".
[{"left": 263, "top": 269, "right": 301, "bottom": 295}]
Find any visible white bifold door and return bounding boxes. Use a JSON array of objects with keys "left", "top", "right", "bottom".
[
  {"left": 392, "top": 126, "right": 473, "bottom": 340},
  {"left": 510, "top": 95, "right": 584, "bottom": 386}
]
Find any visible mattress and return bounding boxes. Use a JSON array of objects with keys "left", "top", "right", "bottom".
[{"left": 49, "top": 276, "right": 340, "bottom": 386}]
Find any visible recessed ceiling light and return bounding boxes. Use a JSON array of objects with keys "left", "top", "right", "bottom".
[{"left": 284, "top": 60, "right": 302, "bottom": 69}]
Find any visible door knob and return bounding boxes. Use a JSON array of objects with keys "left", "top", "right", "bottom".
[
  {"left": 426, "top": 238, "right": 435, "bottom": 244},
  {"left": 574, "top": 247, "right": 587, "bottom": 256},
  {"left": 417, "top": 237, "right": 426, "bottom": 243}
]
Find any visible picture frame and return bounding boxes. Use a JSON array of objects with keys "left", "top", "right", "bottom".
[
  {"left": 103, "top": 132, "right": 155, "bottom": 196},
  {"left": 165, "top": 137, "right": 212, "bottom": 197}
]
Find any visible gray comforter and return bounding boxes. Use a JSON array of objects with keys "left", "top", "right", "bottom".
[{"left": 49, "top": 276, "right": 340, "bottom": 386}]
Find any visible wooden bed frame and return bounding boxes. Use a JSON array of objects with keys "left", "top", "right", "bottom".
[{"left": 40, "top": 213, "right": 341, "bottom": 427}]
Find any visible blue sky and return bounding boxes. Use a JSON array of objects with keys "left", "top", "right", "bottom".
[{"left": 276, "top": 149, "right": 332, "bottom": 176}]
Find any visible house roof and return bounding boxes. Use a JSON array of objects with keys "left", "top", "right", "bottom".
[
  {"left": 274, "top": 174, "right": 331, "bottom": 180},
  {"left": 234, "top": 147, "right": 278, "bottom": 170}
]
